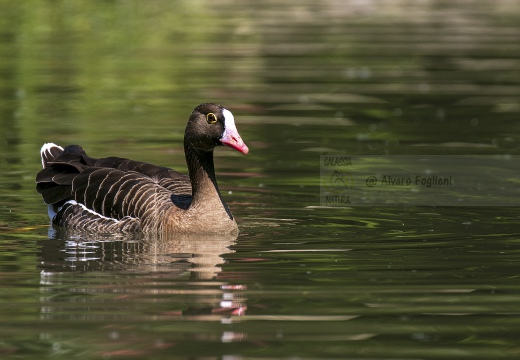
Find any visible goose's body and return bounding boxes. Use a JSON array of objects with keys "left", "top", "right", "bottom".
[{"left": 36, "top": 103, "right": 249, "bottom": 234}]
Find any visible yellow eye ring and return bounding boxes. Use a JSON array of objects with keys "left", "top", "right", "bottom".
[{"left": 206, "top": 113, "right": 218, "bottom": 124}]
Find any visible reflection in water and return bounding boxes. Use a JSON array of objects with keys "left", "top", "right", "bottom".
[
  {"left": 38, "top": 228, "right": 247, "bottom": 323},
  {"left": 39, "top": 228, "right": 236, "bottom": 279}
]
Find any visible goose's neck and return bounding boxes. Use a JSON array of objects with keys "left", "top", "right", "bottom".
[{"left": 184, "top": 144, "right": 233, "bottom": 220}]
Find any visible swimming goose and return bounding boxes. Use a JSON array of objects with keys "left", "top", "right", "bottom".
[{"left": 36, "top": 103, "right": 249, "bottom": 234}]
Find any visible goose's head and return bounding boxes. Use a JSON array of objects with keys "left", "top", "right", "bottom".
[{"left": 185, "top": 103, "right": 249, "bottom": 155}]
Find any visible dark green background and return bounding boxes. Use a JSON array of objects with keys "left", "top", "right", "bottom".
[{"left": 1, "top": 1, "right": 520, "bottom": 358}]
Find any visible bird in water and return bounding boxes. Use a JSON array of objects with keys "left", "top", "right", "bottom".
[{"left": 36, "top": 103, "right": 249, "bottom": 234}]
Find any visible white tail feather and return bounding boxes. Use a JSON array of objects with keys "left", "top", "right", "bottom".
[{"left": 40, "top": 143, "right": 64, "bottom": 168}]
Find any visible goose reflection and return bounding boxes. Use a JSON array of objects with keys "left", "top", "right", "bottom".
[
  {"left": 38, "top": 228, "right": 236, "bottom": 279},
  {"left": 38, "top": 229, "right": 247, "bottom": 323}
]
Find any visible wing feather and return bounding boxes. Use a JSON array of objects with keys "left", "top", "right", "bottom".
[
  {"left": 54, "top": 200, "right": 140, "bottom": 232},
  {"left": 36, "top": 144, "right": 193, "bottom": 231}
]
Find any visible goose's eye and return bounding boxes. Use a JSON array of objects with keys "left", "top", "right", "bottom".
[{"left": 206, "top": 113, "right": 218, "bottom": 124}]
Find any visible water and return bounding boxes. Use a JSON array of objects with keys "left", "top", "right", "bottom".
[{"left": 1, "top": 0, "right": 520, "bottom": 358}]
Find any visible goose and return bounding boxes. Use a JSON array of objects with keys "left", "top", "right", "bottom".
[{"left": 36, "top": 103, "right": 249, "bottom": 234}]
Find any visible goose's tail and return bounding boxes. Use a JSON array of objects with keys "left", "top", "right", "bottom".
[{"left": 40, "top": 143, "right": 64, "bottom": 168}]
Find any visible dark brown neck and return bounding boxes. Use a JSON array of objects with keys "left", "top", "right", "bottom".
[{"left": 184, "top": 143, "right": 233, "bottom": 220}]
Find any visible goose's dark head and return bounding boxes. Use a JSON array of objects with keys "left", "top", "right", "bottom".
[{"left": 184, "top": 103, "right": 249, "bottom": 155}]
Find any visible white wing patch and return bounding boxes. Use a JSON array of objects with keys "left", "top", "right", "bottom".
[{"left": 59, "top": 200, "right": 121, "bottom": 224}]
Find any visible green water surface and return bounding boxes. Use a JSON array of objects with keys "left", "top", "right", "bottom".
[{"left": 1, "top": 1, "right": 520, "bottom": 359}]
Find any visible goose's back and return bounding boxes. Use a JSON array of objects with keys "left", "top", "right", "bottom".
[{"left": 36, "top": 144, "right": 192, "bottom": 231}]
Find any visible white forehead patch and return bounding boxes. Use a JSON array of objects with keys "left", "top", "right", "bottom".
[{"left": 222, "top": 109, "right": 238, "bottom": 134}]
